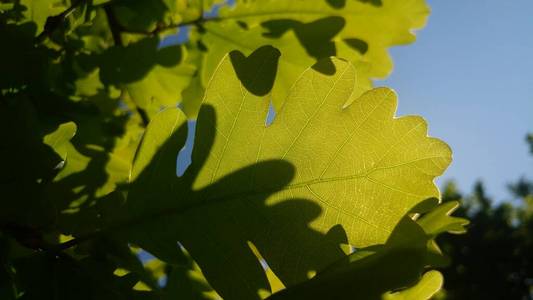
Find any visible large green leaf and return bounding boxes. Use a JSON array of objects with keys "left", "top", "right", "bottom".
[
  {"left": 195, "top": 0, "right": 429, "bottom": 110},
  {"left": 117, "top": 48, "right": 451, "bottom": 299}
]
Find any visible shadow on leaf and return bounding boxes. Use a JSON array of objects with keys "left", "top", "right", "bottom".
[
  {"left": 229, "top": 46, "right": 280, "bottom": 96},
  {"left": 104, "top": 104, "right": 350, "bottom": 300},
  {"left": 262, "top": 16, "right": 346, "bottom": 75},
  {"left": 81, "top": 37, "right": 183, "bottom": 86}
]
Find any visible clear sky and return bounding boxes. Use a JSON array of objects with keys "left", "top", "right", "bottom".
[{"left": 378, "top": 0, "right": 533, "bottom": 201}]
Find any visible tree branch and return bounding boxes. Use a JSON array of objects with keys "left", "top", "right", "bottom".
[
  {"left": 104, "top": 7, "right": 151, "bottom": 127},
  {"left": 117, "top": 16, "right": 207, "bottom": 35},
  {"left": 36, "top": 0, "right": 214, "bottom": 40}
]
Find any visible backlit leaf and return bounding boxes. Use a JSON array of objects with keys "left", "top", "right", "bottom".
[{"left": 123, "top": 49, "right": 451, "bottom": 299}]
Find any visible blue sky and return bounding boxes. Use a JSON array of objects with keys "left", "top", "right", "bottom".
[{"left": 378, "top": 0, "right": 533, "bottom": 201}]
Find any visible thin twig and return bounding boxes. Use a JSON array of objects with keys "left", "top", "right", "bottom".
[
  {"left": 116, "top": 0, "right": 207, "bottom": 35},
  {"left": 118, "top": 16, "right": 207, "bottom": 35},
  {"left": 103, "top": 5, "right": 123, "bottom": 46},
  {"left": 136, "top": 107, "right": 150, "bottom": 126},
  {"left": 104, "top": 7, "right": 151, "bottom": 127}
]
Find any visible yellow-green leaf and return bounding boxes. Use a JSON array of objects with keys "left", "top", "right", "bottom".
[
  {"left": 124, "top": 49, "right": 451, "bottom": 299},
  {"left": 44, "top": 121, "right": 77, "bottom": 162}
]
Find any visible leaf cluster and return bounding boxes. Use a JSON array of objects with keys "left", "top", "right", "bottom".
[{"left": 0, "top": 0, "right": 466, "bottom": 299}]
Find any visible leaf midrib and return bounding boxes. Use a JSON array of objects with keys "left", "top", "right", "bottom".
[{"left": 72, "top": 152, "right": 441, "bottom": 250}]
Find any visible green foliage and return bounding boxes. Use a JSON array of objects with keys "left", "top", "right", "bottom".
[{"left": 0, "top": 0, "right": 466, "bottom": 299}]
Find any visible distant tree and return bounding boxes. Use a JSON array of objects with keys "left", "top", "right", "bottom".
[
  {"left": 526, "top": 133, "right": 533, "bottom": 154},
  {"left": 437, "top": 134, "right": 533, "bottom": 299}
]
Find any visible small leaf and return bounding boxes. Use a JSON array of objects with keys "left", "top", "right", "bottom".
[
  {"left": 44, "top": 122, "right": 77, "bottom": 162},
  {"left": 418, "top": 201, "right": 469, "bottom": 236},
  {"left": 384, "top": 270, "right": 444, "bottom": 300}
]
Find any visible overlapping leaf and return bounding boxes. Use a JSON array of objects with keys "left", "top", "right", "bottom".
[
  {"left": 193, "top": 0, "right": 429, "bottom": 112},
  {"left": 269, "top": 199, "right": 468, "bottom": 299}
]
